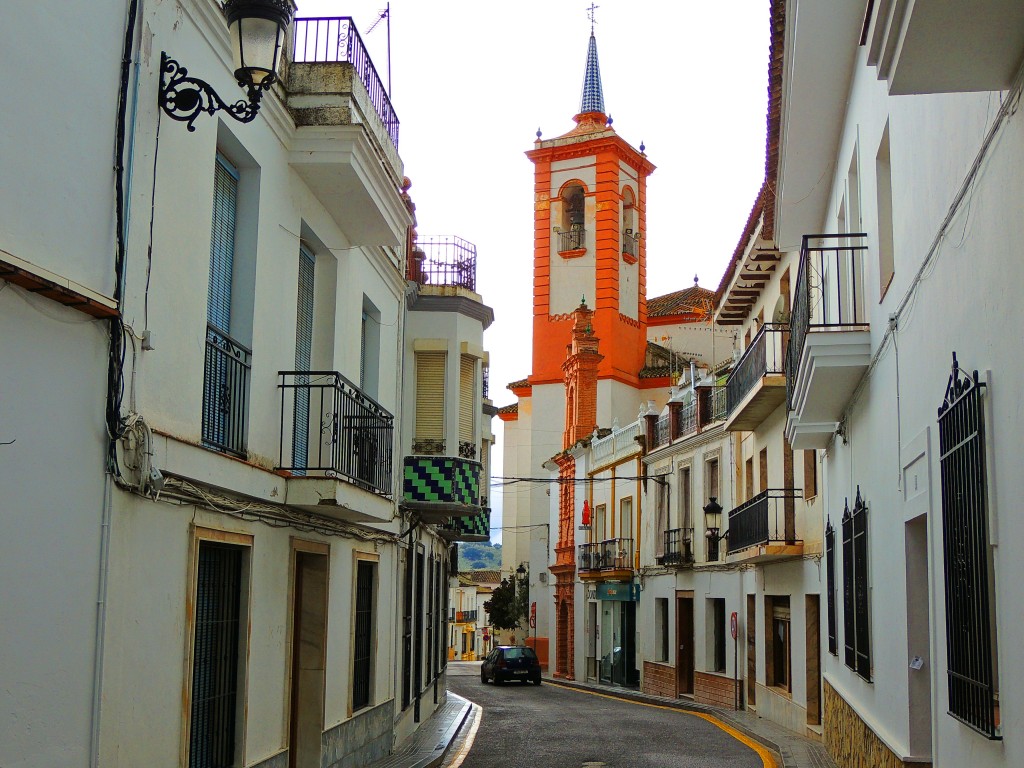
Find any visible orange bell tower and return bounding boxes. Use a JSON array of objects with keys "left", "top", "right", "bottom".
[{"left": 526, "top": 30, "right": 655, "bottom": 391}]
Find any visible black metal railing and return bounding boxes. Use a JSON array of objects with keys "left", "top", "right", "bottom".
[
  {"left": 291, "top": 17, "right": 400, "bottom": 148},
  {"left": 458, "top": 441, "right": 477, "bottom": 459},
  {"left": 578, "top": 538, "right": 634, "bottom": 571},
  {"left": 726, "top": 489, "right": 802, "bottom": 554},
  {"left": 277, "top": 371, "right": 394, "bottom": 496},
  {"left": 663, "top": 528, "right": 694, "bottom": 566},
  {"left": 696, "top": 385, "right": 727, "bottom": 428},
  {"left": 726, "top": 323, "right": 788, "bottom": 414},
  {"left": 654, "top": 414, "right": 670, "bottom": 447},
  {"left": 786, "top": 233, "right": 868, "bottom": 409},
  {"left": 202, "top": 324, "right": 251, "bottom": 457},
  {"left": 675, "top": 399, "right": 697, "bottom": 439},
  {"left": 557, "top": 227, "right": 586, "bottom": 252},
  {"left": 938, "top": 353, "right": 999, "bottom": 739},
  {"left": 412, "top": 438, "right": 445, "bottom": 455},
  {"left": 456, "top": 610, "right": 477, "bottom": 623},
  {"left": 482, "top": 367, "right": 490, "bottom": 399},
  {"left": 411, "top": 236, "right": 477, "bottom": 291},
  {"left": 622, "top": 231, "right": 638, "bottom": 258}
]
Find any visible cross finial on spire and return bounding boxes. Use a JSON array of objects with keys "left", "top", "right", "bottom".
[{"left": 587, "top": 3, "right": 599, "bottom": 33}]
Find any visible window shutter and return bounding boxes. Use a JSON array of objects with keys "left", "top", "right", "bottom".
[
  {"left": 291, "top": 245, "right": 315, "bottom": 470},
  {"left": 459, "top": 355, "right": 475, "bottom": 443},
  {"left": 208, "top": 155, "right": 239, "bottom": 332},
  {"left": 415, "top": 352, "right": 446, "bottom": 442}
]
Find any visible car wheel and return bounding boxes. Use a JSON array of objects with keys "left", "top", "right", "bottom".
[{"left": 480, "top": 670, "right": 488, "bottom": 684}]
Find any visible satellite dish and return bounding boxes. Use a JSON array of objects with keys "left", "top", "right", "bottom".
[{"left": 772, "top": 295, "right": 789, "bottom": 324}]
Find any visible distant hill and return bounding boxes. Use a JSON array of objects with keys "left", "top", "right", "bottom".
[{"left": 459, "top": 541, "right": 502, "bottom": 571}]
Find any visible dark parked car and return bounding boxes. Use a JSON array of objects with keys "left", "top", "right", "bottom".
[{"left": 480, "top": 645, "right": 542, "bottom": 685}]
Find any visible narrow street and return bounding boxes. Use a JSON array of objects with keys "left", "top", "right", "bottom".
[{"left": 443, "top": 662, "right": 768, "bottom": 768}]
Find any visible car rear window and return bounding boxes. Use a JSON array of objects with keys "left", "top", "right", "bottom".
[{"left": 504, "top": 647, "right": 537, "bottom": 661}]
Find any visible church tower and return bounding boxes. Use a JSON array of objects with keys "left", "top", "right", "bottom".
[{"left": 526, "top": 32, "right": 655, "bottom": 392}]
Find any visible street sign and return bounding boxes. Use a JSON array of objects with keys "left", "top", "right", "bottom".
[
  {"left": 529, "top": 601, "right": 537, "bottom": 628},
  {"left": 730, "top": 611, "right": 738, "bottom": 640}
]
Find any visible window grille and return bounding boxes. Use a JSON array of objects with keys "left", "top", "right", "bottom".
[
  {"left": 841, "top": 490, "right": 871, "bottom": 681},
  {"left": 938, "top": 353, "right": 999, "bottom": 739},
  {"left": 352, "top": 561, "right": 374, "bottom": 710},
  {"left": 189, "top": 543, "right": 243, "bottom": 768},
  {"left": 825, "top": 520, "right": 837, "bottom": 656}
]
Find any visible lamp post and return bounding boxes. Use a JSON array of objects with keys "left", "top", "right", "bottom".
[
  {"left": 703, "top": 496, "right": 726, "bottom": 562},
  {"left": 159, "top": 0, "right": 295, "bottom": 131},
  {"left": 515, "top": 563, "right": 529, "bottom": 645}
]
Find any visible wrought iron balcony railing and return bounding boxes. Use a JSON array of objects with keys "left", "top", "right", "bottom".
[
  {"left": 291, "top": 17, "right": 400, "bottom": 148},
  {"left": 556, "top": 227, "right": 586, "bottom": 252},
  {"left": 458, "top": 441, "right": 477, "bottom": 459},
  {"left": 277, "top": 371, "right": 394, "bottom": 496},
  {"left": 456, "top": 610, "right": 478, "bottom": 623},
  {"left": 578, "top": 538, "right": 635, "bottom": 572},
  {"left": 726, "top": 323, "right": 788, "bottom": 414},
  {"left": 622, "top": 231, "right": 639, "bottom": 258},
  {"left": 662, "top": 528, "right": 694, "bottom": 566},
  {"left": 674, "top": 399, "right": 697, "bottom": 439},
  {"left": 726, "top": 489, "right": 802, "bottom": 554},
  {"left": 202, "top": 324, "right": 251, "bottom": 457},
  {"left": 653, "top": 414, "right": 671, "bottom": 447},
  {"left": 411, "top": 236, "right": 477, "bottom": 291},
  {"left": 786, "top": 233, "right": 869, "bottom": 409},
  {"left": 482, "top": 367, "right": 490, "bottom": 399}
]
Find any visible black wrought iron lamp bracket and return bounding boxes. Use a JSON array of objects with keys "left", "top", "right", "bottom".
[{"left": 158, "top": 52, "right": 267, "bottom": 131}]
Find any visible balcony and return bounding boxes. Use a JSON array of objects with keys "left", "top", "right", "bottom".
[
  {"left": 578, "top": 538, "right": 635, "bottom": 581},
  {"left": 402, "top": 455, "right": 482, "bottom": 522},
  {"left": 660, "top": 528, "right": 694, "bottom": 567},
  {"left": 285, "top": 18, "right": 407, "bottom": 248},
  {"left": 556, "top": 226, "right": 586, "bottom": 256},
  {"left": 410, "top": 236, "right": 477, "bottom": 292},
  {"left": 866, "top": 0, "right": 1024, "bottom": 95},
  {"left": 697, "top": 385, "right": 728, "bottom": 427},
  {"left": 455, "top": 610, "right": 478, "bottom": 623},
  {"left": 726, "top": 489, "right": 803, "bottom": 563},
  {"left": 785, "top": 234, "right": 870, "bottom": 450},
  {"left": 277, "top": 371, "right": 395, "bottom": 522},
  {"left": 723, "top": 323, "right": 788, "bottom": 431},
  {"left": 591, "top": 420, "right": 642, "bottom": 469},
  {"left": 438, "top": 507, "right": 491, "bottom": 543},
  {"left": 621, "top": 230, "right": 639, "bottom": 263},
  {"left": 202, "top": 324, "right": 251, "bottom": 458}
]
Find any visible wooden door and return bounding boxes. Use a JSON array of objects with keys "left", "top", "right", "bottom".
[{"left": 676, "top": 596, "right": 694, "bottom": 696}]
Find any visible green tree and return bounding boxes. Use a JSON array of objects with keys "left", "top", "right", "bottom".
[{"left": 483, "top": 577, "right": 529, "bottom": 631}]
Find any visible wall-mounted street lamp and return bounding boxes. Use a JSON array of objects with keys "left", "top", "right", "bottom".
[
  {"left": 159, "top": 0, "right": 294, "bottom": 131},
  {"left": 703, "top": 496, "right": 726, "bottom": 561}
]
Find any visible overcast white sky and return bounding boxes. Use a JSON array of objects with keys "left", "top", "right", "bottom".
[{"left": 297, "top": 1, "right": 770, "bottom": 542}]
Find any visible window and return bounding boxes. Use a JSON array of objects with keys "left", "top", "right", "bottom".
[
  {"left": 557, "top": 182, "right": 586, "bottom": 252},
  {"left": 705, "top": 456, "right": 719, "bottom": 502},
  {"left": 765, "top": 596, "right": 791, "bottom": 692},
  {"left": 458, "top": 354, "right": 476, "bottom": 457},
  {"left": 655, "top": 598, "right": 669, "bottom": 662},
  {"left": 203, "top": 154, "right": 251, "bottom": 456},
  {"left": 876, "top": 123, "right": 895, "bottom": 299},
  {"left": 360, "top": 296, "right": 380, "bottom": 399},
  {"left": 619, "top": 497, "right": 633, "bottom": 543},
  {"left": 744, "top": 457, "right": 754, "bottom": 501},
  {"left": 708, "top": 598, "right": 726, "bottom": 672},
  {"left": 654, "top": 477, "right": 669, "bottom": 559},
  {"left": 414, "top": 351, "right": 446, "bottom": 454},
  {"left": 842, "top": 492, "right": 871, "bottom": 681},
  {"left": 825, "top": 520, "right": 838, "bottom": 656},
  {"left": 593, "top": 503, "right": 606, "bottom": 542},
  {"left": 679, "top": 466, "right": 692, "bottom": 530},
  {"left": 292, "top": 245, "right": 315, "bottom": 471},
  {"left": 938, "top": 354, "right": 999, "bottom": 738},
  {"left": 803, "top": 450, "right": 817, "bottom": 500},
  {"left": 352, "top": 559, "right": 376, "bottom": 710},
  {"left": 189, "top": 539, "right": 248, "bottom": 768},
  {"left": 759, "top": 447, "right": 768, "bottom": 494}
]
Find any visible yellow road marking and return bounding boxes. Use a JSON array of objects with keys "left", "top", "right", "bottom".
[{"left": 545, "top": 681, "right": 778, "bottom": 768}]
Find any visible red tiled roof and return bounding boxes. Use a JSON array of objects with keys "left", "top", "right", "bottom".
[
  {"left": 506, "top": 378, "right": 531, "bottom": 391},
  {"left": 497, "top": 403, "right": 519, "bottom": 415},
  {"left": 647, "top": 285, "right": 716, "bottom": 317}
]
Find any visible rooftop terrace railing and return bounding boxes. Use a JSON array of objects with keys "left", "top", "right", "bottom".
[
  {"left": 291, "top": 17, "right": 400, "bottom": 148},
  {"left": 411, "top": 236, "right": 477, "bottom": 292}
]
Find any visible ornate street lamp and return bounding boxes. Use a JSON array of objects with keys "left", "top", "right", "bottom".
[
  {"left": 159, "top": 0, "right": 295, "bottom": 131},
  {"left": 703, "top": 496, "right": 726, "bottom": 561}
]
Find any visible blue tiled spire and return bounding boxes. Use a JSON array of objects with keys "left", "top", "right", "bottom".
[{"left": 579, "top": 33, "right": 605, "bottom": 115}]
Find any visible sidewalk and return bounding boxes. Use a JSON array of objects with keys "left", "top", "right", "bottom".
[
  {"left": 547, "top": 677, "right": 838, "bottom": 768},
  {"left": 367, "top": 693, "right": 473, "bottom": 768}
]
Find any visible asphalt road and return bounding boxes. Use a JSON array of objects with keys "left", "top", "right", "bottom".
[{"left": 444, "top": 662, "right": 766, "bottom": 768}]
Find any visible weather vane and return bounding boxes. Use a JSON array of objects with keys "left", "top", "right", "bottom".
[{"left": 587, "top": 3, "right": 599, "bottom": 33}]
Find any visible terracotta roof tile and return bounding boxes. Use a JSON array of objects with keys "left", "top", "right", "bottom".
[
  {"left": 647, "top": 285, "right": 716, "bottom": 317},
  {"left": 497, "top": 403, "right": 519, "bottom": 415},
  {"left": 506, "top": 378, "right": 531, "bottom": 391}
]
